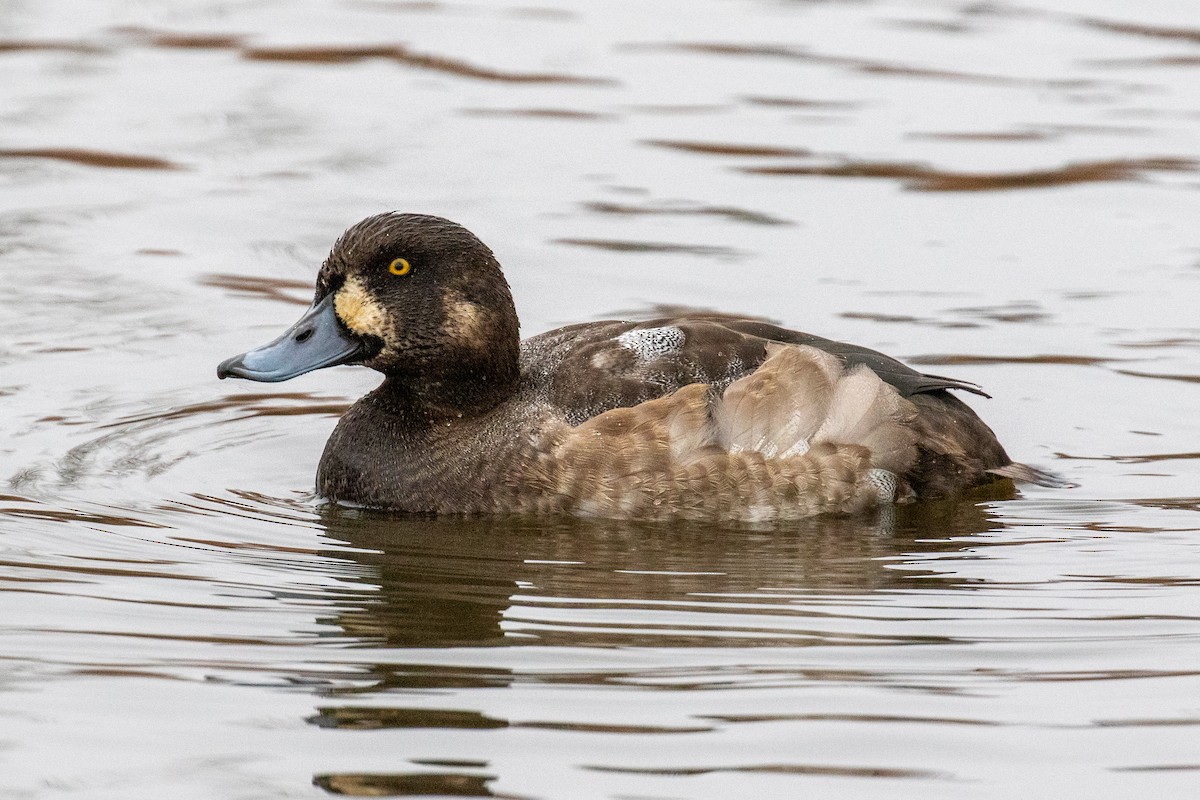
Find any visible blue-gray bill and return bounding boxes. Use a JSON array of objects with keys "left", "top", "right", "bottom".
[{"left": 217, "top": 294, "right": 365, "bottom": 382}]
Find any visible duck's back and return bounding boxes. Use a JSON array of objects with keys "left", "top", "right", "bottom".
[{"left": 518, "top": 315, "right": 1013, "bottom": 501}]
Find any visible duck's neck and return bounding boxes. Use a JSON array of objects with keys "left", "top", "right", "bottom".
[{"left": 375, "top": 345, "right": 521, "bottom": 425}]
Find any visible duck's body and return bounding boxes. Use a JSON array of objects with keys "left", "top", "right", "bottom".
[{"left": 218, "top": 213, "right": 1052, "bottom": 521}]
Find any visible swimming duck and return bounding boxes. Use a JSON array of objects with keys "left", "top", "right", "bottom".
[{"left": 218, "top": 212, "right": 1054, "bottom": 521}]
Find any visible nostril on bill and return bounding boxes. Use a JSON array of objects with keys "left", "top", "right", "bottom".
[{"left": 295, "top": 328, "right": 313, "bottom": 343}]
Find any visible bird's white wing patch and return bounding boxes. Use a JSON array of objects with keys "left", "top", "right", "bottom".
[{"left": 616, "top": 326, "right": 685, "bottom": 362}]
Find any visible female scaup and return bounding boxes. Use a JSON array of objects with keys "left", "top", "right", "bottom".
[{"left": 218, "top": 213, "right": 1057, "bottom": 521}]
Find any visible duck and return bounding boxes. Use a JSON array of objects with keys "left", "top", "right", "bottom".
[{"left": 217, "top": 212, "right": 1057, "bottom": 521}]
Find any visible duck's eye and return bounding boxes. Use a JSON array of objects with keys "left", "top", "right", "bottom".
[{"left": 388, "top": 257, "right": 412, "bottom": 276}]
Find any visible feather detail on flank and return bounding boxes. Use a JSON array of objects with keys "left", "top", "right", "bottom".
[{"left": 526, "top": 345, "right": 920, "bottom": 522}]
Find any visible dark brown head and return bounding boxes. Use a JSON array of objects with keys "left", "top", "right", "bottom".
[{"left": 218, "top": 213, "right": 521, "bottom": 415}]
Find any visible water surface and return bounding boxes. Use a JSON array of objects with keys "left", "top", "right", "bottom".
[{"left": 2, "top": 0, "right": 1199, "bottom": 797}]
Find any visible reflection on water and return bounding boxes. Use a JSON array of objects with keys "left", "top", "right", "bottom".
[
  {"left": 2, "top": 0, "right": 1200, "bottom": 797},
  {"left": 743, "top": 156, "right": 1195, "bottom": 191},
  {"left": 316, "top": 502, "right": 999, "bottom": 652}
]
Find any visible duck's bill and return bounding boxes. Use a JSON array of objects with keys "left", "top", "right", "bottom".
[{"left": 217, "top": 294, "right": 366, "bottom": 382}]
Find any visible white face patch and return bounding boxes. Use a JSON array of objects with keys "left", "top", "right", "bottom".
[
  {"left": 616, "top": 326, "right": 685, "bottom": 362},
  {"left": 334, "top": 277, "right": 393, "bottom": 343},
  {"left": 442, "top": 290, "right": 488, "bottom": 345}
]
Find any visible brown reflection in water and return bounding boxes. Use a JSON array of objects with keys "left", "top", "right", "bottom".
[
  {"left": 0, "top": 40, "right": 103, "bottom": 54},
  {"left": 741, "top": 96, "right": 863, "bottom": 110},
  {"left": 1082, "top": 17, "right": 1200, "bottom": 44},
  {"left": 584, "top": 200, "right": 792, "bottom": 226},
  {"left": 1087, "top": 55, "right": 1200, "bottom": 68},
  {"left": 909, "top": 354, "right": 1111, "bottom": 366},
  {"left": 644, "top": 139, "right": 811, "bottom": 158},
  {"left": 311, "top": 707, "right": 508, "bottom": 730},
  {"left": 910, "top": 130, "right": 1053, "bottom": 142},
  {"left": 598, "top": 303, "right": 780, "bottom": 324},
  {"left": 352, "top": 1, "right": 445, "bottom": 12},
  {"left": 704, "top": 711, "right": 996, "bottom": 726},
  {"left": 949, "top": 302, "right": 1049, "bottom": 324},
  {"left": 310, "top": 705, "right": 711, "bottom": 734},
  {"left": 313, "top": 498, "right": 1006, "bottom": 656},
  {"left": 243, "top": 44, "right": 613, "bottom": 85},
  {"left": 743, "top": 157, "right": 1195, "bottom": 191},
  {"left": 149, "top": 33, "right": 247, "bottom": 49},
  {"left": 636, "top": 42, "right": 1093, "bottom": 89},
  {"left": 1116, "top": 369, "right": 1200, "bottom": 385},
  {"left": 314, "top": 772, "right": 505, "bottom": 797},
  {"left": 840, "top": 311, "right": 979, "bottom": 330},
  {"left": 624, "top": 103, "right": 732, "bottom": 115},
  {"left": 1122, "top": 498, "right": 1200, "bottom": 513},
  {"left": 200, "top": 273, "right": 314, "bottom": 306},
  {"left": 461, "top": 108, "right": 615, "bottom": 120},
  {"left": 112, "top": 26, "right": 247, "bottom": 49},
  {"left": 1055, "top": 450, "right": 1200, "bottom": 465},
  {"left": 350, "top": 1, "right": 578, "bottom": 20},
  {"left": 0, "top": 497, "right": 168, "bottom": 529},
  {"left": 922, "top": 124, "right": 1157, "bottom": 142},
  {"left": 303, "top": 500, "right": 1008, "bottom": 739},
  {"left": 585, "top": 763, "right": 945, "bottom": 779},
  {"left": 885, "top": 18, "right": 974, "bottom": 34},
  {"left": 0, "top": 148, "right": 182, "bottom": 170},
  {"left": 102, "top": 392, "right": 350, "bottom": 429},
  {"left": 553, "top": 238, "right": 746, "bottom": 259}
]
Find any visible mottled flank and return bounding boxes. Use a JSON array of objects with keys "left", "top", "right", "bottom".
[
  {"left": 517, "top": 346, "right": 919, "bottom": 522},
  {"left": 220, "top": 213, "right": 1058, "bottom": 520}
]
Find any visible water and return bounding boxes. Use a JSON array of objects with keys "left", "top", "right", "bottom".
[{"left": 2, "top": 0, "right": 1199, "bottom": 797}]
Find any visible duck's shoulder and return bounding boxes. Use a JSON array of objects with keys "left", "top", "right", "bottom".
[{"left": 518, "top": 313, "right": 987, "bottom": 425}]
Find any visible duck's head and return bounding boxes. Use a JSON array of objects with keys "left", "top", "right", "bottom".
[{"left": 218, "top": 213, "right": 520, "bottom": 410}]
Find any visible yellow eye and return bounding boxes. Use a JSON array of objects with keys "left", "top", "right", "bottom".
[{"left": 388, "top": 257, "right": 411, "bottom": 276}]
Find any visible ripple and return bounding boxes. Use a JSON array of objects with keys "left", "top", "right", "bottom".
[
  {"left": 740, "top": 95, "right": 863, "bottom": 110},
  {"left": 583, "top": 200, "right": 792, "bottom": 226},
  {"left": 1054, "top": 451, "right": 1200, "bottom": 465},
  {"left": 310, "top": 707, "right": 508, "bottom": 730},
  {"left": 1082, "top": 17, "right": 1200, "bottom": 44},
  {"left": 908, "top": 354, "right": 1113, "bottom": 366},
  {"left": 0, "top": 39, "right": 103, "bottom": 54},
  {"left": 742, "top": 157, "right": 1196, "bottom": 191},
  {"left": 243, "top": 43, "right": 614, "bottom": 84},
  {"left": 552, "top": 238, "right": 747, "bottom": 260},
  {"left": 199, "top": 273, "right": 313, "bottom": 307},
  {"left": 113, "top": 26, "right": 248, "bottom": 50},
  {"left": 1115, "top": 369, "right": 1200, "bottom": 385},
  {"left": 461, "top": 107, "right": 615, "bottom": 120},
  {"left": 643, "top": 139, "right": 811, "bottom": 158},
  {"left": 584, "top": 763, "right": 948, "bottom": 779},
  {"left": 313, "top": 773, "right": 508, "bottom": 797},
  {"left": 0, "top": 148, "right": 182, "bottom": 170},
  {"left": 703, "top": 712, "right": 997, "bottom": 726},
  {"left": 634, "top": 41, "right": 1101, "bottom": 89}
]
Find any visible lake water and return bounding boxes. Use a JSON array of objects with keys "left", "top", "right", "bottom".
[{"left": 2, "top": 0, "right": 1199, "bottom": 797}]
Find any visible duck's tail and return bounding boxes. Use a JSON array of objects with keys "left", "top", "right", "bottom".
[{"left": 988, "top": 462, "right": 1076, "bottom": 488}]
